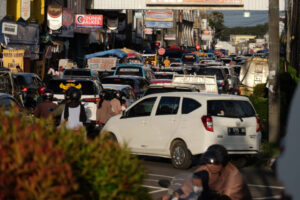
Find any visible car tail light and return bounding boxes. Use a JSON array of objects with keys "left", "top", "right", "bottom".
[
  {"left": 82, "top": 98, "right": 100, "bottom": 102},
  {"left": 256, "top": 117, "right": 260, "bottom": 132},
  {"left": 21, "top": 87, "right": 28, "bottom": 92},
  {"left": 222, "top": 81, "right": 225, "bottom": 86},
  {"left": 201, "top": 115, "right": 214, "bottom": 132},
  {"left": 133, "top": 87, "right": 138, "bottom": 94}
]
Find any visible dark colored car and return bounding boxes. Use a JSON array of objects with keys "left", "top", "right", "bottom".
[
  {"left": 101, "top": 75, "right": 149, "bottom": 99},
  {"left": 0, "top": 72, "right": 44, "bottom": 110},
  {"left": 63, "top": 68, "right": 100, "bottom": 82},
  {"left": 0, "top": 93, "right": 23, "bottom": 113},
  {"left": 196, "top": 67, "right": 229, "bottom": 93}
]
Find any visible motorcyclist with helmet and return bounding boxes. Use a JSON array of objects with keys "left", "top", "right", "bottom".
[
  {"left": 110, "top": 90, "right": 122, "bottom": 115},
  {"left": 60, "top": 87, "right": 87, "bottom": 131},
  {"left": 163, "top": 144, "right": 252, "bottom": 200},
  {"left": 33, "top": 89, "right": 57, "bottom": 119},
  {"left": 96, "top": 90, "right": 113, "bottom": 125}
]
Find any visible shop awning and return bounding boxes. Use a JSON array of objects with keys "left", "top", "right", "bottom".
[{"left": 84, "top": 49, "right": 128, "bottom": 60}]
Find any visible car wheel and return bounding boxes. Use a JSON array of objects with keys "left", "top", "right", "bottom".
[{"left": 170, "top": 140, "right": 192, "bottom": 169}]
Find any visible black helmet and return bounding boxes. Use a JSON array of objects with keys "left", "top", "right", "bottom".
[
  {"left": 207, "top": 144, "right": 228, "bottom": 166},
  {"left": 43, "top": 89, "right": 54, "bottom": 101},
  {"left": 65, "top": 87, "right": 81, "bottom": 101},
  {"left": 200, "top": 150, "right": 223, "bottom": 165},
  {"left": 99, "top": 90, "right": 110, "bottom": 100},
  {"left": 113, "top": 90, "right": 121, "bottom": 99}
]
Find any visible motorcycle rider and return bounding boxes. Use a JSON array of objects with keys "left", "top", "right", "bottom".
[
  {"left": 96, "top": 91, "right": 113, "bottom": 125},
  {"left": 163, "top": 144, "right": 252, "bottom": 200},
  {"left": 110, "top": 90, "right": 122, "bottom": 115},
  {"left": 33, "top": 89, "right": 57, "bottom": 119},
  {"left": 60, "top": 87, "right": 87, "bottom": 131}
]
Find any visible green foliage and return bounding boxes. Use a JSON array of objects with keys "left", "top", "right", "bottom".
[
  {"left": 0, "top": 109, "right": 78, "bottom": 200},
  {"left": 0, "top": 109, "right": 151, "bottom": 200},
  {"left": 249, "top": 92, "right": 268, "bottom": 141},
  {"left": 220, "top": 23, "right": 268, "bottom": 41},
  {"left": 208, "top": 11, "right": 226, "bottom": 40}
]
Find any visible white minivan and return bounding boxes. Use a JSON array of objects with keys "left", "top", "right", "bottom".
[{"left": 102, "top": 92, "right": 261, "bottom": 169}]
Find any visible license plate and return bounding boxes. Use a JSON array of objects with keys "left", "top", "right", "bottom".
[{"left": 228, "top": 127, "right": 246, "bottom": 136}]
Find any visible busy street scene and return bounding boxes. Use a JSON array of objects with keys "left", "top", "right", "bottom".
[{"left": 0, "top": 0, "right": 299, "bottom": 199}]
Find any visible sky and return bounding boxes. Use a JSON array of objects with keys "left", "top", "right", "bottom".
[{"left": 208, "top": 10, "right": 285, "bottom": 28}]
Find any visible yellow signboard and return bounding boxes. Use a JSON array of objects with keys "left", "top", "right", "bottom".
[{"left": 2, "top": 49, "right": 25, "bottom": 72}]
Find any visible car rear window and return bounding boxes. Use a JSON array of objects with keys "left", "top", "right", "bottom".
[
  {"left": 207, "top": 100, "right": 256, "bottom": 118},
  {"left": 64, "top": 70, "right": 92, "bottom": 76},
  {"left": 197, "top": 68, "right": 224, "bottom": 80},
  {"left": 47, "top": 80, "right": 98, "bottom": 95},
  {"left": 15, "top": 75, "right": 34, "bottom": 87},
  {"left": 115, "top": 67, "right": 143, "bottom": 77}
]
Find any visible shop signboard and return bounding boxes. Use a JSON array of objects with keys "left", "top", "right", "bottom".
[
  {"left": 60, "top": 8, "right": 74, "bottom": 38},
  {"left": 146, "top": 0, "right": 243, "bottom": 5},
  {"left": 47, "top": 5, "right": 63, "bottom": 31},
  {"left": 75, "top": 15, "right": 103, "bottom": 28},
  {"left": 2, "top": 22, "right": 18, "bottom": 35},
  {"left": 164, "top": 33, "right": 176, "bottom": 40},
  {"left": 2, "top": 49, "right": 25, "bottom": 72},
  {"left": 21, "top": 0, "right": 31, "bottom": 21},
  {"left": 145, "top": 21, "right": 173, "bottom": 28},
  {"left": 144, "top": 28, "right": 153, "bottom": 35},
  {"left": 87, "top": 57, "right": 117, "bottom": 70},
  {"left": 145, "top": 10, "right": 173, "bottom": 22}
]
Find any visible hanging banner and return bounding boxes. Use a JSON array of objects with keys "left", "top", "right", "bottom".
[
  {"left": 21, "top": 0, "right": 31, "bottom": 21},
  {"left": 145, "top": 21, "right": 173, "bottom": 28},
  {"left": 47, "top": 5, "right": 63, "bottom": 31},
  {"left": 75, "top": 15, "right": 103, "bottom": 28},
  {"left": 145, "top": 10, "right": 173, "bottom": 22},
  {"left": 2, "top": 49, "right": 25, "bottom": 72},
  {"left": 60, "top": 8, "right": 74, "bottom": 38}
]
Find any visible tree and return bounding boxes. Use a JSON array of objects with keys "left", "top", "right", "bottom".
[{"left": 208, "top": 11, "right": 226, "bottom": 48}]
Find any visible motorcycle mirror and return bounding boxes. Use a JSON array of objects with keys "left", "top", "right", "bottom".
[{"left": 158, "top": 179, "right": 171, "bottom": 188}]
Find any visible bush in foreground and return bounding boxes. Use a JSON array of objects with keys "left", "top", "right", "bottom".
[{"left": 0, "top": 109, "right": 151, "bottom": 200}]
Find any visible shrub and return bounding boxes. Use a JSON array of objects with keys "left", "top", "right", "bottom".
[
  {"left": 0, "top": 109, "right": 151, "bottom": 200},
  {"left": 0, "top": 109, "right": 78, "bottom": 200}
]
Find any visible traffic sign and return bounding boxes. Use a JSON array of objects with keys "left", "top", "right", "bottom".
[
  {"left": 196, "top": 45, "right": 200, "bottom": 50},
  {"left": 158, "top": 48, "right": 165, "bottom": 55}
]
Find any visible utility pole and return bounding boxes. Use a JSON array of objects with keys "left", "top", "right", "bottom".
[
  {"left": 286, "top": 0, "right": 292, "bottom": 63},
  {"left": 268, "top": 0, "right": 280, "bottom": 143}
]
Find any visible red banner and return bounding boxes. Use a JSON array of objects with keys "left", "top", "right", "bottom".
[{"left": 75, "top": 15, "right": 103, "bottom": 28}]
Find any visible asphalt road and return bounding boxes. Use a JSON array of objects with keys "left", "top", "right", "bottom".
[{"left": 139, "top": 156, "right": 284, "bottom": 200}]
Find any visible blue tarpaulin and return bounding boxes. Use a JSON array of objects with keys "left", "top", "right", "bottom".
[{"left": 84, "top": 49, "right": 128, "bottom": 60}]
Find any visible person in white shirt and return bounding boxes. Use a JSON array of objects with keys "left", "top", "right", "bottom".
[{"left": 60, "top": 87, "right": 87, "bottom": 131}]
